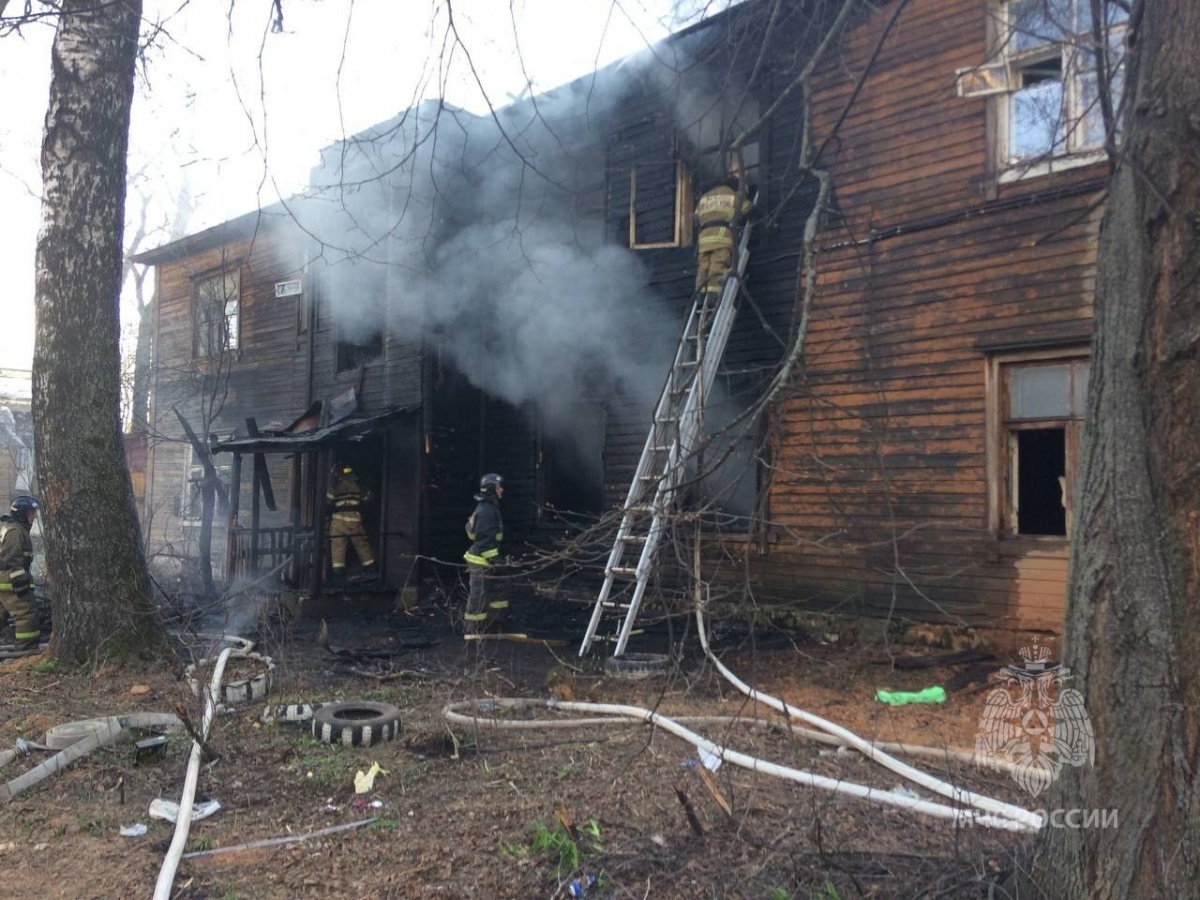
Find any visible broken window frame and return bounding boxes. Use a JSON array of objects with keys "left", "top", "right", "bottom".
[
  {"left": 957, "top": 0, "right": 1127, "bottom": 179},
  {"left": 193, "top": 268, "right": 241, "bottom": 358},
  {"left": 986, "top": 349, "right": 1090, "bottom": 540}
]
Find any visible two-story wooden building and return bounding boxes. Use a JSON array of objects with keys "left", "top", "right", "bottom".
[
  {"left": 755, "top": 0, "right": 1121, "bottom": 631},
  {"left": 134, "top": 0, "right": 1120, "bottom": 636}
]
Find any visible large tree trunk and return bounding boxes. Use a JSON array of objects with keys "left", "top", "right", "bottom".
[
  {"left": 33, "top": 0, "right": 165, "bottom": 665},
  {"left": 1026, "top": 0, "right": 1200, "bottom": 895},
  {"left": 130, "top": 288, "right": 153, "bottom": 433}
]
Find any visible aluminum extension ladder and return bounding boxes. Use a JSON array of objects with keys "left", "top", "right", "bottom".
[{"left": 580, "top": 216, "right": 754, "bottom": 656}]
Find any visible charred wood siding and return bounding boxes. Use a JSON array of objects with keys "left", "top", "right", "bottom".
[
  {"left": 758, "top": 0, "right": 1106, "bottom": 631},
  {"left": 145, "top": 226, "right": 310, "bottom": 562},
  {"left": 422, "top": 361, "right": 483, "bottom": 571},
  {"left": 600, "top": 6, "right": 825, "bottom": 513}
]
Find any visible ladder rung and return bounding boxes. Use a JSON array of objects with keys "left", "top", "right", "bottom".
[
  {"left": 609, "top": 567, "right": 638, "bottom": 578},
  {"left": 599, "top": 630, "right": 645, "bottom": 642}
]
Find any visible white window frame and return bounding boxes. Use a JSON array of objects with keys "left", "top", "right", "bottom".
[{"left": 957, "top": 0, "right": 1127, "bottom": 181}]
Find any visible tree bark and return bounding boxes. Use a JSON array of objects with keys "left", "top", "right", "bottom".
[
  {"left": 33, "top": 0, "right": 166, "bottom": 664},
  {"left": 1026, "top": 0, "right": 1200, "bottom": 895}
]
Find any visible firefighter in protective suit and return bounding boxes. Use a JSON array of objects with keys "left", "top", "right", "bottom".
[
  {"left": 463, "top": 473, "right": 505, "bottom": 634},
  {"left": 694, "top": 159, "right": 754, "bottom": 297},
  {"left": 326, "top": 465, "right": 376, "bottom": 583},
  {"left": 0, "top": 495, "right": 41, "bottom": 651}
]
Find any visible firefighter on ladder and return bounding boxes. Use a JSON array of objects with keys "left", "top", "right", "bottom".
[
  {"left": 326, "top": 464, "right": 377, "bottom": 584},
  {"left": 693, "top": 155, "right": 755, "bottom": 300},
  {"left": 463, "top": 473, "right": 506, "bottom": 635},
  {"left": 0, "top": 495, "right": 41, "bottom": 651}
]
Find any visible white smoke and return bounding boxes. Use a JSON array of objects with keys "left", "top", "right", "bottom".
[{"left": 296, "top": 83, "right": 683, "bottom": 437}]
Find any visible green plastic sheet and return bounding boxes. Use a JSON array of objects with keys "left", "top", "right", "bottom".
[{"left": 875, "top": 686, "right": 946, "bottom": 705}]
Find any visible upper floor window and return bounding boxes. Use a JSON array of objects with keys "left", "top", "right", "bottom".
[
  {"left": 629, "top": 160, "right": 694, "bottom": 249},
  {"left": 194, "top": 269, "right": 240, "bottom": 357},
  {"left": 958, "top": 0, "right": 1127, "bottom": 176},
  {"left": 335, "top": 295, "right": 384, "bottom": 373}
]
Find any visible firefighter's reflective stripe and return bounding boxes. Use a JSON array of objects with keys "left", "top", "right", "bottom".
[
  {"left": 13, "top": 631, "right": 39, "bottom": 641},
  {"left": 331, "top": 512, "right": 361, "bottom": 521},
  {"left": 463, "top": 548, "right": 498, "bottom": 566},
  {"left": 464, "top": 611, "right": 488, "bottom": 622},
  {"left": 487, "top": 600, "right": 509, "bottom": 610},
  {"left": 695, "top": 185, "right": 751, "bottom": 251},
  {"left": 697, "top": 226, "right": 736, "bottom": 250}
]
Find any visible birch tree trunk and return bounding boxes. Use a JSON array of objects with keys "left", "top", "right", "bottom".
[
  {"left": 33, "top": 0, "right": 165, "bottom": 664},
  {"left": 1025, "top": 0, "right": 1200, "bottom": 894}
]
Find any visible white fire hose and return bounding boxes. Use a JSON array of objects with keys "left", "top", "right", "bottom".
[{"left": 154, "top": 646, "right": 233, "bottom": 900}]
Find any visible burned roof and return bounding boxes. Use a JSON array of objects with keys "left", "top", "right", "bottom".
[{"left": 211, "top": 404, "right": 418, "bottom": 455}]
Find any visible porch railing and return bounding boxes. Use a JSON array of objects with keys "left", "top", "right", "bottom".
[{"left": 229, "top": 525, "right": 315, "bottom": 591}]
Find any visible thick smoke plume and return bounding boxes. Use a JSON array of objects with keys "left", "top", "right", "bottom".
[{"left": 296, "top": 75, "right": 685, "bottom": 441}]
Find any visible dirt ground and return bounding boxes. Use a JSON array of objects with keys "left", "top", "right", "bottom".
[{"left": 0, "top": 599, "right": 1038, "bottom": 899}]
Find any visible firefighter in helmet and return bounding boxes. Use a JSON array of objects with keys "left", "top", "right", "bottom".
[
  {"left": 326, "top": 464, "right": 377, "bottom": 583},
  {"left": 463, "top": 473, "right": 505, "bottom": 634},
  {"left": 1, "top": 495, "right": 41, "bottom": 651},
  {"left": 693, "top": 155, "right": 755, "bottom": 297}
]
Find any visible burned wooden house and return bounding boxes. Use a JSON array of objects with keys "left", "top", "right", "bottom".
[{"left": 134, "top": 0, "right": 1116, "bottom": 640}]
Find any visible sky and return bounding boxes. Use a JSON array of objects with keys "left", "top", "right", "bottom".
[{"left": 0, "top": 0, "right": 688, "bottom": 372}]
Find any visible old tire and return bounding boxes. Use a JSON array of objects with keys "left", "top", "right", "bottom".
[
  {"left": 185, "top": 652, "right": 275, "bottom": 705},
  {"left": 604, "top": 652, "right": 671, "bottom": 680},
  {"left": 312, "top": 701, "right": 402, "bottom": 747}
]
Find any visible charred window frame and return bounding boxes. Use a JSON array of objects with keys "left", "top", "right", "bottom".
[
  {"left": 957, "top": 0, "right": 1127, "bottom": 181},
  {"left": 193, "top": 268, "right": 241, "bottom": 358},
  {"left": 987, "top": 351, "right": 1089, "bottom": 539},
  {"left": 629, "top": 160, "right": 695, "bottom": 249}
]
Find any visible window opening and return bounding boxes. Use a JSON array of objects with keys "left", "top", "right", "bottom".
[
  {"left": 180, "top": 437, "right": 232, "bottom": 522},
  {"left": 335, "top": 296, "right": 384, "bottom": 373},
  {"left": 1013, "top": 428, "right": 1066, "bottom": 535},
  {"left": 537, "top": 403, "right": 606, "bottom": 518},
  {"left": 629, "top": 161, "right": 694, "bottom": 249},
  {"left": 998, "top": 356, "right": 1089, "bottom": 537}
]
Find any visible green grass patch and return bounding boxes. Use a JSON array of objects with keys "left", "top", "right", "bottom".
[{"left": 503, "top": 817, "right": 603, "bottom": 877}]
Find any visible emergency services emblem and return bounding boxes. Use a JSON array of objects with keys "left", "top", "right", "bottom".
[{"left": 974, "top": 642, "right": 1094, "bottom": 797}]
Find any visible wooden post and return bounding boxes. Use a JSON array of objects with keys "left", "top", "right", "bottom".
[
  {"left": 289, "top": 452, "right": 302, "bottom": 586},
  {"left": 250, "top": 447, "right": 262, "bottom": 577},
  {"left": 312, "top": 448, "right": 329, "bottom": 594},
  {"left": 224, "top": 453, "right": 243, "bottom": 581}
]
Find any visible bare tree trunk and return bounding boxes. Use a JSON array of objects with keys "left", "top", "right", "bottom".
[
  {"left": 33, "top": 0, "right": 165, "bottom": 664},
  {"left": 1025, "top": 0, "right": 1200, "bottom": 894}
]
